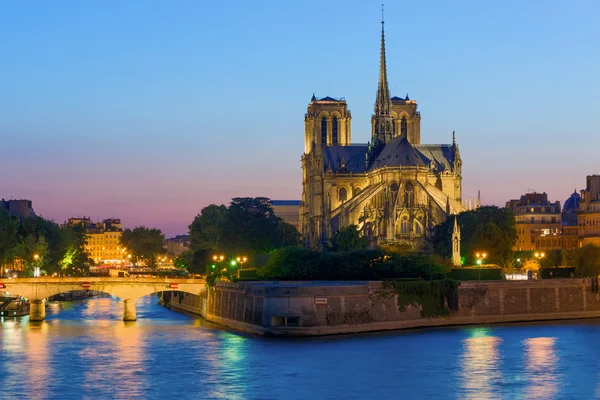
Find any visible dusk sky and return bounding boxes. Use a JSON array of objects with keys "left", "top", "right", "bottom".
[{"left": 1, "top": 1, "right": 599, "bottom": 237}]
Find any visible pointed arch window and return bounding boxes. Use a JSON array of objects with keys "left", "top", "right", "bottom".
[
  {"left": 401, "top": 117, "right": 407, "bottom": 137},
  {"left": 321, "top": 117, "right": 327, "bottom": 144},
  {"left": 332, "top": 117, "right": 338, "bottom": 144},
  {"left": 339, "top": 187, "right": 348, "bottom": 203},
  {"left": 400, "top": 216, "right": 410, "bottom": 234}
]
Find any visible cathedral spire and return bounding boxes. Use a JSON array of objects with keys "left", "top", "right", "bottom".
[
  {"left": 375, "top": 5, "right": 392, "bottom": 118},
  {"left": 371, "top": 4, "right": 395, "bottom": 150}
]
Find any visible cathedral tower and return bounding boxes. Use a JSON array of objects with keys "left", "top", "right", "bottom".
[{"left": 304, "top": 95, "right": 351, "bottom": 154}]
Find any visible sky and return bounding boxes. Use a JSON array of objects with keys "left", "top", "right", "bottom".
[{"left": 1, "top": 0, "right": 599, "bottom": 237}]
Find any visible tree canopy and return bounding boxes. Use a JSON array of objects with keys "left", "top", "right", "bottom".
[
  {"left": 0, "top": 211, "right": 91, "bottom": 277},
  {"left": 328, "top": 225, "right": 368, "bottom": 252},
  {"left": 430, "top": 206, "right": 516, "bottom": 267},
  {"left": 120, "top": 226, "right": 166, "bottom": 267},
  {"left": 188, "top": 197, "right": 300, "bottom": 257}
]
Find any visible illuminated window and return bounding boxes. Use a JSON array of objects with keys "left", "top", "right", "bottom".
[
  {"left": 321, "top": 117, "right": 327, "bottom": 144},
  {"left": 332, "top": 117, "right": 338, "bottom": 144}
]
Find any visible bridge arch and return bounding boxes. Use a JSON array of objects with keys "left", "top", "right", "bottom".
[{"left": 0, "top": 277, "right": 207, "bottom": 322}]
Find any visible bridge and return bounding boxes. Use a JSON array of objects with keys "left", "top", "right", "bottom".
[{"left": 0, "top": 277, "right": 206, "bottom": 321}]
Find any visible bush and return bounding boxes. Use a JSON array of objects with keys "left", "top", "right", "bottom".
[{"left": 257, "top": 247, "right": 450, "bottom": 281}]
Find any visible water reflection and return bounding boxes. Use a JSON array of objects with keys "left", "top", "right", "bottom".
[
  {"left": 459, "top": 328, "right": 502, "bottom": 400},
  {"left": 523, "top": 337, "right": 559, "bottom": 399},
  {"left": 3, "top": 296, "right": 600, "bottom": 399}
]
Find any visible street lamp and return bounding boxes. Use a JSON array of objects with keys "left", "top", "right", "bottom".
[
  {"left": 33, "top": 253, "right": 40, "bottom": 277},
  {"left": 236, "top": 256, "right": 248, "bottom": 269},
  {"left": 475, "top": 252, "right": 487, "bottom": 280},
  {"left": 212, "top": 254, "right": 225, "bottom": 263}
]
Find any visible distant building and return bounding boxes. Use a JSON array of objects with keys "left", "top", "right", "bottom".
[
  {"left": 1, "top": 199, "right": 35, "bottom": 219},
  {"left": 271, "top": 200, "right": 301, "bottom": 231},
  {"left": 578, "top": 175, "right": 600, "bottom": 246},
  {"left": 506, "top": 192, "right": 561, "bottom": 251},
  {"left": 165, "top": 235, "right": 190, "bottom": 257},
  {"left": 69, "top": 217, "right": 124, "bottom": 265}
]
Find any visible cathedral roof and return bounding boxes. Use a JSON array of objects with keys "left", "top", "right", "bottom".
[
  {"left": 415, "top": 144, "right": 456, "bottom": 172},
  {"left": 373, "top": 137, "right": 426, "bottom": 168},
  {"left": 323, "top": 145, "right": 369, "bottom": 173}
]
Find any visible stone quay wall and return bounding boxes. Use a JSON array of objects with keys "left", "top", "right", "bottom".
[{"left": 165, "top": 279, "right": 600, "bottom": 336}]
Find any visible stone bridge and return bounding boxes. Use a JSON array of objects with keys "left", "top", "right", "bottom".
[{"left": 0, "top": 277, "right": 206, "bottom": 321}]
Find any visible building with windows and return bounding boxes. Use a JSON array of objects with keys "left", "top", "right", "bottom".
[
  {"left": 271, "top": 200, "right": 301, "bottom": 231},
  {"left": 578, "top": 175, "right": 600, "bottom": 246},
  {"left": 300, "top": 17, "right": 465, "bottom": 250},
  {"left": 69, "top": 217, "right": 124, "bottom": 265},
  {"left": 506, "top": 192, "right": 561, "bottom": 251}
]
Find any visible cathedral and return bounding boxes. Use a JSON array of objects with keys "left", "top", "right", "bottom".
[{"left": 300, "top": 17, "right": 465, "bottom": 250}]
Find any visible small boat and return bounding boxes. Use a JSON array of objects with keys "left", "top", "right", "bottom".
[{"left": 0, "top": 295, "right": 29, "bottom": 317}]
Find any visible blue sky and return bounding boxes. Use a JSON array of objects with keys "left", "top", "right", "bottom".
[{"left": 1, "top": 0, "right": 599, "bottom": 236}]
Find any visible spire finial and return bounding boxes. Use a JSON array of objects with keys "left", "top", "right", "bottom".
[
  {"left": 452, "top": 130, "right": 456, "bottom": 145},
  {"left": 382, "top": 4, "right": 385, "bottom": 26}
]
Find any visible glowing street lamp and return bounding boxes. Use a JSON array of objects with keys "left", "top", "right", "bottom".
[
  {"left": 475, "top": 252, "right": 487, "bottom": 280},
  {"left": 33, "top": 254, "right": 40, "bottom": 278},
  {"left": 236, "top": 256, "right": 248, "bottom": 269},
  {"left": 212, "top": 254, "right": 225, "bottom": 263}
]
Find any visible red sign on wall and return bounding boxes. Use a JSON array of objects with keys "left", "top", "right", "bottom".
[
  {"left": 0, "top": 283, "right": 5, "bottom": 289},
  {"left": 170, "top": 283, "right": 179, "bottom": 289},
  {"left": 82, "top": 282, "right": 91, "bottom": 289}
]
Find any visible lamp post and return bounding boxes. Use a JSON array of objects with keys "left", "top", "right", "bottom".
[
  {"left": 475, "top": 252, "right": 487, "bottom": 280},
  {"left": 33, "top": 253, "right": 40, "bottom": 278},
  {"left": 533, "top": 252, "right": 545, "bottom": 279},
  {"left": 236, "top": 256, "right": 248, "bottom": 269}
]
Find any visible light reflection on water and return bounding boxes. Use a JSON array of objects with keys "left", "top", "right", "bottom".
[{"left": 2, "top": 296, "right": 600, "bottom": 399}]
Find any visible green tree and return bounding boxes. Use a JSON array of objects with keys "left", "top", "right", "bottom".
[
  {"left": 277, "top": 220, "right": 301, "bottom": 248},
  {"left": 120, "top": 226, "right": 166, "bottom": 267},
  {"left": 0, "top": 208, "right": 20, "bottom": 267},
  {"left": 574, "top": 244, "right": 600, "bottom": 278},
  {"left": 189, "top": 204, "right": 227, "bottom": 251},
  {"left": 329, "top": 225, "right": 368, "bottom": 252},
  {"left": 174, "top": 248, "right": 211, "bottom": 274},
  {"left": 430, "top": 206, "right": 516, "bottom": 267}
]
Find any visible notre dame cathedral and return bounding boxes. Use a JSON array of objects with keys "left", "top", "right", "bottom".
[{"left": 300, "top": 17, "right": 466, "bottom": 250}]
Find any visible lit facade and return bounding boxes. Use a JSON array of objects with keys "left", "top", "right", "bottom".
[
  {"left": 506, "top": 192, "right": 561, "bottom": 251},
  {"left": 300, "top": 18, "right": 464, "bottom": 250},
  {"left": 69, "top": 217, "right": 125, "bottom": 265}
]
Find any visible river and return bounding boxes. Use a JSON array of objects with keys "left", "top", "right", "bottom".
[{"left": 2, "top": 295, "right": 600, "bottom": 399}]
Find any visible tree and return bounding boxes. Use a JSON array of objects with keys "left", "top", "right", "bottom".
[
  {"left": 189, "top": 197, "right": 296, "bottom": 255},
  {"left": 120, "top": 226, "right": 165, "bottom": 267},
  {"left": 174, "top": 248, "right": 211, "bottom": 274},
  {"left": 277, "top": 220, "right": 301, "bottom": 248},
  {"left": 430, "top": 206, "right": 517, "bottom": 267},
  {"left": 0, "top": 208, "right": 20, "bottom": 267},
  {"left": 574, "top": 244, "right": 600, "bottom": 278},
  {"left": 189, "top": 204, "right": 227, "bottom": 251},
  {"left": 329, "top": 225, "right": 368, "bottom": 252}
]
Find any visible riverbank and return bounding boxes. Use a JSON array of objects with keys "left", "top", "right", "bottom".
[{"left": 164, "top": 279, "right": 600, "bottom": 336}]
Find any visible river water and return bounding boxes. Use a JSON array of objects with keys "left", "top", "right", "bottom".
[{"left": 2, "top": 295, "right": 600, "bottom": 399}]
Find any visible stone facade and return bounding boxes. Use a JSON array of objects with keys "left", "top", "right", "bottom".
[
  {"left": 578, "top": 175, "right": 600, "bottom": 246},
  {"left": 300, "top": 19, "right": 464, "bottom": 250}
]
